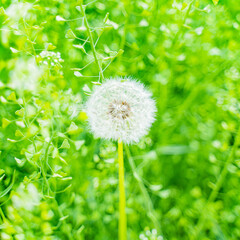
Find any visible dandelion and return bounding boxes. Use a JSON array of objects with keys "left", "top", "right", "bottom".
[
  {"left": 86, "top": 77, "right": 156, "bottom": 240},
  {"left": 86, "top": 77, "right": 156, "bottom": 144}
]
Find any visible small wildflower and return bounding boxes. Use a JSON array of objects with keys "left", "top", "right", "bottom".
[
  {"left": 86, "top": 77, "right": 156, "bottom": 144},
  {"left": 38, "top": 51, "right": 64, "bottom": 67},
  {"left": 139, "top": 228, "right": 163, "bottom": 240}
]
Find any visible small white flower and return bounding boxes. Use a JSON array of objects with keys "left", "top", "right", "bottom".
[{"left": 86, "top": 77, "right": 156, "bottom": 144}]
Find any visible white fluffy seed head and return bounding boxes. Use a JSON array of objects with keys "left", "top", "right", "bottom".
[{"left": 85, "top": 77, "right": 156, "bottom": 144}]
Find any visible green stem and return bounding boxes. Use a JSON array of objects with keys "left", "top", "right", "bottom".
[
  {"left": 53, "top": 198, "right": 74, "bottom": 240},
  {"left": 40, "top": 139, "right": 53, "bottom": 196},
  {"left": 0, "top": 206, "right": 6, "bottom": 223},
  {"left": 117, "top": 3, "right": 129, "bottom": 65},
  {"left": 125, "top": 146, "right": 162, "bottom": 235},
  {"left": 79, "top": 4, "right": 104, "bottom": 82},
  {"left": 118, "top": 139, "right": 127, "bottom": 240},
  {"left": 23, "top": 18, "right": 36, "bottom": 57},
  {"left": 40, "top": 157, "right": 50, "bottom": 196},
  {"left": 172, "top": 0, "right": 196, "bottom": 47},
  {"left": 193, "top": 125, "right": 240, "bottom": 238}
]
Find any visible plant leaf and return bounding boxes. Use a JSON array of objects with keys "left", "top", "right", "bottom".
[
  {"left": 7, "top": 92, "right": 16, "bottom": 101},
  {"left": 65, "top": 29, "right": 76, "bottom": 39},
  {"left": 2, "top": 118, "right": 11, "bottom": 128},
  {"left": 15, "top": 108, "right": 24, "bottom": 117},
  {"left": 60, "top": 139, "right": 70, "bottom": 149},
  {"left": 0, "top": 170, "right": 16, "bottom": 199},
  {"left": 75, "top": 140, "right": 85, "bottom": 150},
  {"left": 67, "top": 122, "right": 78, "bottom": 134}
]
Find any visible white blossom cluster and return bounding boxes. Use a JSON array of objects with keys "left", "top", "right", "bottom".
[
  {"left": 38, "top": 51, "right": 64, "bottom": 67},
  {"left": 139, "top": 229, "right": 163, "bottom": 240},
  {"left": 86, "top": 77, "right": 156, "bottom": 144}
]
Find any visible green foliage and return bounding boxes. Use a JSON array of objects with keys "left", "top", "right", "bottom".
[{"left": 0, "top": 0, "right": 240, "bottom": 239}]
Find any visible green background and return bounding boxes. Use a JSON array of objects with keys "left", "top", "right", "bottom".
[{"left": 0, "top": 0, "right": 240, "bottom": 239}]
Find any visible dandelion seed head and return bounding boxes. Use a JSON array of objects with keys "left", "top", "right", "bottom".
[
  {"left": 108, "top": 100, "right": 131, "bottom": 120},
  {"left": 86, "top": 77, "right": 156, "bottom": 144}
]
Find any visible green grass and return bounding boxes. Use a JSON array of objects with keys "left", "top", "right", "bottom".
[{"left": 1, "top": 0, "right": 240, "bottom": 239}]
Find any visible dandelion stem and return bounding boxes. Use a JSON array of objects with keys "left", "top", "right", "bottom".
[
  {"left": 79, "top": 3, "right": 104, "bottom": 82},
  {"left": 193, "top": 125, "right": 240, "bottom": 239},
  {"left": 118, "top": 139, "right": 127, "bottom": 240}
]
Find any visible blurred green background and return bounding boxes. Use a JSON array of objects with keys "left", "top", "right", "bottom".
[{"left": 1, "top": 0, "right": 240, "bottom": 239}]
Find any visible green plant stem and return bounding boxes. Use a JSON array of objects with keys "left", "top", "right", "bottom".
[
  {"left": 117, "top": 3, "right": 129, "bottom": 65},
  {"left": 118, "top": 139, "right": 127, "bottom": 240},
  {"left": 53, "top": 198, "right": 74, "bottom": 240},
  {"left": 79, "top": 4, "right": 104, "bottom": 82},
  {"left": 125, "top": 146, "right": 162, "bottom": 235},
  {"left": 40, "top": 157, "right": 50, "bottom": 196},
  {"left": 40, "top": 139, "right": 52, "bottom": 196},
  {"left": 193, "top": 125, "right": 240, "bottom": 239},
  {"left": 172, "top": 0, "right": 196, "bottom": 47},
  {"left": 0, "top": 206, "right": 6, "bottom": 223}
]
